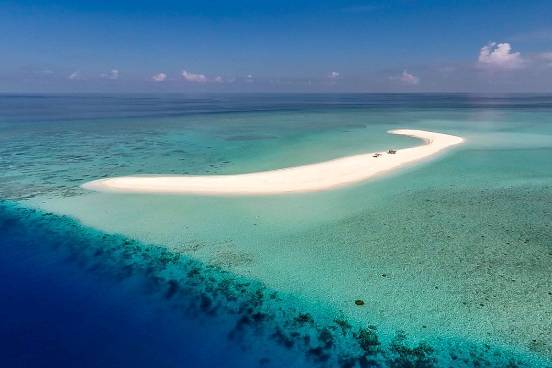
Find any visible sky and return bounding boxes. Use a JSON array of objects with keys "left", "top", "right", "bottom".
[{"left": 1, "top": 0, "right": 552, "bottom": 93}]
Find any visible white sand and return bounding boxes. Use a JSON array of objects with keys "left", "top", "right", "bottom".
[{"left": 82, "top": 129, "right": 464, "bottom": 195}]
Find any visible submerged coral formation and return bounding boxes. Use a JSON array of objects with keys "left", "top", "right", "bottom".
[{"left": 0, "top": 201, "right": 543, "bottom": 368}]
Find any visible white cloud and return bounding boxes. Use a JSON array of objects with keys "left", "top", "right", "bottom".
[
  {"left": 214, "top": 76, "right": 224, "bottom": 83},
  {"left": 246, "top": 74, "right": 254, "bottom": 82},
  {"left": 68, "top": 71, "right": 82, "bottom": 80},
  {"left": 477, "top": 42, "right": 525, "bottom": 70},
  {"left": 100, "top": 69, "right": 120, "bottom": 80},
  {"left": 397, "top": 70, "right": 419, "bottom": 85},
  {"left": 181, "top": 69, "right": 207, "bottom": 83},
  {"left": 152, "top": 72, "right": 167, "bottom": 82},
  {"left": 328, "top": 71, "right": 340, "bottom": 79}
]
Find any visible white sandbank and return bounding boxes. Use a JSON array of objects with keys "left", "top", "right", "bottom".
[{"left": 82, "top": 129, "right": 464, "bottom": 195}]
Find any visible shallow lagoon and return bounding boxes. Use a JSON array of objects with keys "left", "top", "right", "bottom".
[{"left": 1, "top": 94, "right": 551, "bottom": 367}]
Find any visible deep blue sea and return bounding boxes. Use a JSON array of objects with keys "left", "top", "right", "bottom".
[
  {"left": 0, "top": 204, "right": 311, "bottom": 368},
  {"left": 1, "top": 204, "right": 209, "bottom": 368}
]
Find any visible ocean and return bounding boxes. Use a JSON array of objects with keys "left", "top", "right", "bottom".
[{"left": 1, "top": 94, "right": 551, "bottom": 367}]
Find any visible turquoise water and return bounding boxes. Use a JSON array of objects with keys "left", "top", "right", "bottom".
[{"left": 1, "top": 94, "right": 551, "bottom": 367}]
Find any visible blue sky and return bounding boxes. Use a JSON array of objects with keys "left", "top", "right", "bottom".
[{"left": 1, "top": 0, "right": 552, "bottom": 92}]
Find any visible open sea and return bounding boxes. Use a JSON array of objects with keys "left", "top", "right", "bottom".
[{"left": 1, "top": 94, "right": 551, "bottom": 367}]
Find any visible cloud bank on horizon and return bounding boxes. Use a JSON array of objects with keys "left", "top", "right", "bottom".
[{"left": 1, "top": 0, "right": 551, "bottom": 92}]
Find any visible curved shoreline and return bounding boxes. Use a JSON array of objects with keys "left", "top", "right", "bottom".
[{"left": 82, "top": 129, "right": 464, "bottom": 195}]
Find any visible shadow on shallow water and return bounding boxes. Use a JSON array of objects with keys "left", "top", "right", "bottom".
[{"left": 0, "top": 201, "right": 544, "bottom": 368}]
